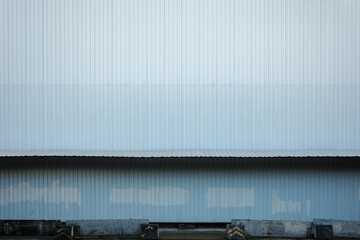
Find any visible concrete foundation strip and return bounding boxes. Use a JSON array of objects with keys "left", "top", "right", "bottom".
[{"left": 1, "top": 219, "right": 360, "bottom": 239}]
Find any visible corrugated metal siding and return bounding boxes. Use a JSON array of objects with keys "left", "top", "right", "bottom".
[
  {"left": 0, "top": 0, "right": 359, "bottom": 151},
  {"left": 0, "top": 159, "right": 360, "bottom": 222}
]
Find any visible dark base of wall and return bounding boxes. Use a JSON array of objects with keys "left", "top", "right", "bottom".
[{"left": 1, "top": 219, "right": 360, "bottom": 240}]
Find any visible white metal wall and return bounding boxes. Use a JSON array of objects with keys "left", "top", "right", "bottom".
[{"left": 0, "top": 0, "right": 360, "bottom": 151}]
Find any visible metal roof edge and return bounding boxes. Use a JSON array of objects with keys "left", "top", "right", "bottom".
[{"left": 0, "top": 150, "right": 360, "bottom": 158}]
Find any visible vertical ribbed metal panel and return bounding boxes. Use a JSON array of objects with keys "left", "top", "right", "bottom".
[
  {"left": 0, "top": 159, "right": 360, "bottom": 222},
  {"left": 0, "top": 0, "right": 359, "bottom": 151}
]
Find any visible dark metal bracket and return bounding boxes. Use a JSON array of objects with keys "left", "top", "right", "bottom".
[
  {"left": 313, "top": 224, "right": 334, "bottom": 240},
  {"left": 55, "top": 225, "right": 74, "bottom": 240},
  {"left": 141, "top": 224, "right": 159, "bottom": 240}
]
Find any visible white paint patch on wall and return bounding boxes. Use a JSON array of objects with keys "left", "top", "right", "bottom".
[
  {"left": 272, "top": 190, "right": 301, "bottom": 214},
  {"left": 109, "top": 187, "right": 189, "bottom": 206},
  {"left": 207, "top": 188, "right": 255, "bottom": 208},
  {"left": 0, "top": 181, "right": 81, "bottom": 209}
]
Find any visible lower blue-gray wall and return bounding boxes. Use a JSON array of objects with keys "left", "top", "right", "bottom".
[{"left": 0, "top": 158, "right": 359, "bottom": 222}]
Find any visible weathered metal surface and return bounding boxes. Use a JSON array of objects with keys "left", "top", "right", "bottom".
[
  {"left": 1, "top": 0, "right": 360, "bottom": 152},
  {"left": 231, "top": 220, "right": 311, "bottom": 238},
  {"left": 1, "top": 157, "right": 360, "bottom": 222},
  {"left": 313, "top": 219, "right": 360, "bottom": 239},
  {"left": 0, "top": 220, "right": 60, "bottom": 236},
  {"left": 66, "top": 219, "right": 148, "bottom": 237}
]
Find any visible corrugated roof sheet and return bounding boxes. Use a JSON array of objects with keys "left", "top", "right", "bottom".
[{"left": 1, "top": 150, "right": 360, "bottom": 157}]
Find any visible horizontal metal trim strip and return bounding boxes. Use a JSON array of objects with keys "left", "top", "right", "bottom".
[{"left": 1, "top": 150, "right": 360, "bottom": 158}]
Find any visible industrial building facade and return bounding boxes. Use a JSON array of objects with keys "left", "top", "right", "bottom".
[{"left": 1, "top": 0, "right": 360, "bottom": 238}]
